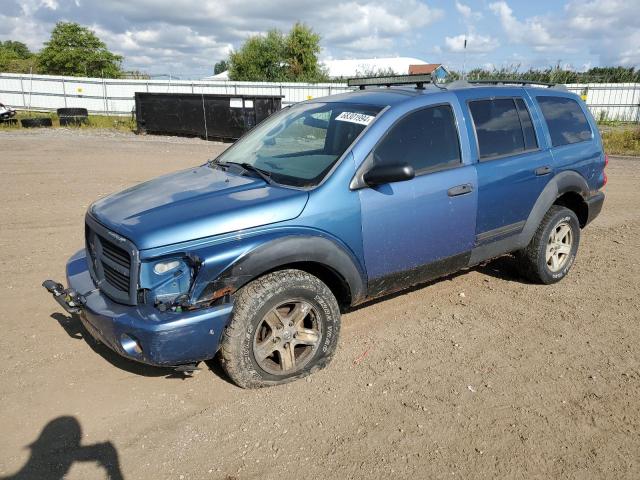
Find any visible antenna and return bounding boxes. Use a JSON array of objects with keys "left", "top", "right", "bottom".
[{"left": 462, "top": 35, "right": 468, "bottom": 80}]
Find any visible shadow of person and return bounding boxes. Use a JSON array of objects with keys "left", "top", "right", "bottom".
[
  {"left": 2, "top": 416, "right": 124, "bottom": 480},
  {"left": 49, "top": 312, "right": 185, "bottom": 379}
]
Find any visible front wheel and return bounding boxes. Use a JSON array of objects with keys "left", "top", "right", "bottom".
[
  {"left": 219, "top": 269, "right": 341, "bottom": 388},
  {"left": 516, "top": 205, "right": 581, "bottom": 284}
]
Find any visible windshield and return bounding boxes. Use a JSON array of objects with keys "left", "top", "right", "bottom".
[{"left": 214, "top": 102, "right": 383, "bottom": 187}]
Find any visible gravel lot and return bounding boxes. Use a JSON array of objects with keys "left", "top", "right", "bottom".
[{"left": 1, "top": 129, "right": 638, "bottom": 480}]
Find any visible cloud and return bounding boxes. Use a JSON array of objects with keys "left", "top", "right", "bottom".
[
  {"left": 444, "top": 33, "right": 499, "bottom": 53},
  {"left": 455, "top": 1, "right": 482, "bottom": 21},
  {"left": 488, "top": 0, "right": 640, "bottom": 67},
  {"left": 0, "top": 0, "right": 445, "bottom": 75},
  {"left": 314, "top": 0, "right": 443, "bottom": 57},
  {"left": 488, "top": 1, "right": 557, "bottom": 51}
]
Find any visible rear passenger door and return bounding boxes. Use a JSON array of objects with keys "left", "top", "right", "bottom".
[{"left": 465, "top": 93, "right": 553, "bottom": 245}]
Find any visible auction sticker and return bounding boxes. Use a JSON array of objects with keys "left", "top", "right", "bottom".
[{"left": 335, "top": 111, "right": 375, "bottom": 126}]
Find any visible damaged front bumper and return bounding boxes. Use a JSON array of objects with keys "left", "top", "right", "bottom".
[{"left": 44, "top": 249, "right": 233, "bottom": 367}]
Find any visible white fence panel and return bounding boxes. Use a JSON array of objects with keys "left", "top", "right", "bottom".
[
  {"left": 565, "top": 83, "right": 640, "bottom": 122},
  {"left": 1, "top": 73, "right": 638, "bottom": 122}
]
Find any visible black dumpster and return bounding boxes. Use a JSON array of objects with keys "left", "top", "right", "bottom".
[{"left": 134, "top": 92, "right": 283, "bottom": 141}]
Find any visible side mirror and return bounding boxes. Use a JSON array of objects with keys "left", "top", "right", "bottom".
[{"left": 363, "top": 163, "right": 415, "bottom": 186}]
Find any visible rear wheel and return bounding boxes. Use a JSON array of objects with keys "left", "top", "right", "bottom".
[
  {"left": 516, "top": 206, "right": 580, "bottom": 284},
  {"left": 219, "top": 269, "right": 341, "bottom": 388}
]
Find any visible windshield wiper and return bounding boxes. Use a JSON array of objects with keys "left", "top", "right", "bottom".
[{"left": 216, "top": 161, "right": 274, "bottom": 185}]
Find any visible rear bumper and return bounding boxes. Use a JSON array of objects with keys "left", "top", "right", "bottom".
[
  {"left": 66, "top": 249, "right": 233, "bottom": 367},
  {"left": 585, "top": 191, "right": 605, "bottom": 226}
]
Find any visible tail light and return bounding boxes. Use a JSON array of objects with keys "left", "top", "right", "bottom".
[{"left": 602, "top": 153, "right": 608, "bottom": 187}]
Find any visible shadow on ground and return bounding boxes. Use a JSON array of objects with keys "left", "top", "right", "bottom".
[
  {"left": 349, "top": 254, "right": 528, "bottom": 312},
  {"left": 50, "top": 312, "right": 191, "bottom": 379},
  {"left": 1, "top": 416, "right": 124, "bottom": 480},
  {"left": 49, "top": 311, "right": 236, "bottom": 384}
]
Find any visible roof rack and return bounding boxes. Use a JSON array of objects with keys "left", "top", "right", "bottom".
[
  {"left": 466, "top": 79, "right": 565, "bottom": 89},
  {"left": 347, "top": 73, "right": 434, "bottom": 90}
]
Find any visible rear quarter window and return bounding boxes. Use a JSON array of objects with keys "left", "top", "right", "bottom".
[{"left": 536, "top": 96, "right": 592, "bottom": 147}]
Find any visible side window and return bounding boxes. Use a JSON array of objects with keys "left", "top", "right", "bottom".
[
  {"left": 373, "top": 104, "right": 461, "bottom": 174},
  {"left": 537, "top": 96, "right": 592, "bottom": 146},
  {"left": 469, "top": 98, "right": 534, "bottom": 160}
]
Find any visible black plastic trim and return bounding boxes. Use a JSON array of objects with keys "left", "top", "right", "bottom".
[
  {"left": 196, "top": 235, "right": 367, "bottom": 306},
  {"left": 476, "top": 220, "right": 525, "bottom": 244},
  {"left": 367, "top": 251, "right": 470, "bottom": 299},
  {"left": 585, "top": 191, "right": 605, "bottom": 226}
]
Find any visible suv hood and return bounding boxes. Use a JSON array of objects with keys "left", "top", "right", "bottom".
[{"left": 89, "top": 165, "right": 309, "bottom": 250}]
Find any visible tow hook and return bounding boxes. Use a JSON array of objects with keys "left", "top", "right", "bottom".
[
  {"left": 42, "top": 279, "right": 86, "bottom": 314},
  {"left": 173, "top": 363, "right": 201, "bottom": 375}
]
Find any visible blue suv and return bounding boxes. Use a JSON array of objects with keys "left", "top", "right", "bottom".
[{"left": 44, "top": 76, "right": 606, "bottom": 388}]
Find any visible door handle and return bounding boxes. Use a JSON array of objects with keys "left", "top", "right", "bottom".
[
  {"left": 535, "top": 166, "right": 552, "bottom": 176},
  {"left": 447, "top": 184, "right": 473, "bottom": 197}
]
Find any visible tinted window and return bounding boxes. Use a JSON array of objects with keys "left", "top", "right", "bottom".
[
  {"left": 515, "top": 98, "right": 538, "bottom": 150},
  {"left": 537, "top": 96, "right": 592, "bottom": 146},
  {"left": 469, "top": 98, "right": 530, "bottom": 159},
  {"left": 373, "top": 105, "right": 461, "bottom": 173}
]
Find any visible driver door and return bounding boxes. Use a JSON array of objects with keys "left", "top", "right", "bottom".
[{"left": 357, "top": 103, "right": 477, "bottom": 296}]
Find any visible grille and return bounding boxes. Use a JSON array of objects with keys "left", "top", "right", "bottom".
[{"left": 85, "top": 218, "right": 137, "bottom": 304}]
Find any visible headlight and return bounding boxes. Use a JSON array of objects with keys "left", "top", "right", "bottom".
[
  {"left": 153, "top": 260, "right": 181, "bottom": 275},
  {"left": 140, "top": 257, "right": 194, "bottom": 307}
]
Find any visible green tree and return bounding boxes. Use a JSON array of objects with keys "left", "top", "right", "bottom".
[
  {"left": 0, "top": 40, "right": 32, "bottom": 59},
  {"left": 285, "top": 23, "right": 325, "bottom": 81},
  {"left": 229, "top": 23, "right": 327, "bottom": 82},
  {"left": 0, "top": 40, "right": 39, "bottom": 73},
  {"left": 214, "top": 59, "right": 229, "bottom": 75},
  {"left": 38, "top": 22, "right": 123, "bottom": 77},
  {"left": 455, "top": 64, "right": 639, "bottom": 83}
]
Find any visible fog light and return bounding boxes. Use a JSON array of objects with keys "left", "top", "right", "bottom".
[{"left": 120, "top": 334, "right": 143, "bottom": 356}]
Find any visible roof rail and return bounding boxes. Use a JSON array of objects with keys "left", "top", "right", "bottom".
[
  {"left": 347, "top": 73, "right": 433, "bottom": 90},
  {"left": 466, "top": 79, "right": 567, "bottom": 90}
]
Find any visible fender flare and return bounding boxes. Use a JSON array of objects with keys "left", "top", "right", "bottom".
[
  {"left": 469, "top": 170, "right": 590, "bottom": 265},
  {"left": 193, "top": 235, "right": 367, "bottom": 306},
  {"left": 520, "top": 170, "right": 589, "bottom": 245}
]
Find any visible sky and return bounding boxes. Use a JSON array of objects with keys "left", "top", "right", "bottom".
[{"left": 1, "top": 0, "right": 639, "bottom": 78}]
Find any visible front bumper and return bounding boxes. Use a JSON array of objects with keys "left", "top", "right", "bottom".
[{"left": 64, "top": 249, "right": 233, "bottom": 366}]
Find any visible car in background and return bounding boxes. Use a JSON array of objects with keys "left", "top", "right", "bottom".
[{"left": 0, "top": 102, "right": 17, "bottom": 122}]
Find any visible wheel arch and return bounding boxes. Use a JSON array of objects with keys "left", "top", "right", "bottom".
[
  {"left": 193, "top": 235, "right": 367, "bottom": 309},
  {"left": 553, "top": 191, "right": 589, "bottom": 227}
]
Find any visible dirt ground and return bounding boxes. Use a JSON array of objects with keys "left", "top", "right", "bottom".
[{"left": 1, "top": 129, "right": 638, "bottom": 480}]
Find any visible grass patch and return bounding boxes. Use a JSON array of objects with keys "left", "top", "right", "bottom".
[
  {"left": 601, "top": 125, "right": 640, "bottom": 156},
  {"left": 0, "top": 110, "right": 136, "bottom": 132}
]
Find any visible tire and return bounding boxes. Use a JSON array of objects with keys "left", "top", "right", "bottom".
[
  {"left": 516, "top": 206, "right": 580, "bottom": 284},
  {"left": 59, "top": 116, "right": 88, "bottom": 127},
  {"left": 219, "top": 269, "right": 341, "bottom": 388},
  {"left": 57, "top": 108, "right": 88, "bottom": 117},
  {"left": 21, "top": 118, "right": 52, "bottom": 128}
]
